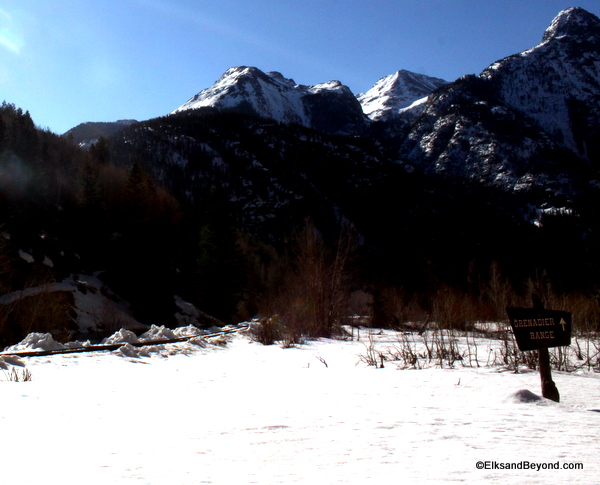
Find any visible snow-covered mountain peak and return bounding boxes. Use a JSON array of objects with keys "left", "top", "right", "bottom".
[
  {"left": 542, "top": 7, "right": 600, "bottom": 43},
  {"left": 265, "top": 70, "right": 299, "bottom": 88},
  {"left": 172, "top": 66, "right": 366, "bottom": 134},
  {"left": 479, "top": 6, "right": 600, "bottom": 159},
  {"left": 309, "top": 80, "right": 348, "bottom": 94},
  {"left": 357, "top": 70, "right": 447, "bottom": 121},
  {"left": 172, "top": 66, "right": 306, "bottom": 119}
]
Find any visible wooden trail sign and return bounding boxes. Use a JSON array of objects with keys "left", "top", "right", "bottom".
[
  {"left": 506, "top": 299, "right": 571, "bottom": 402},
  {"left": 505, "top": 307, "right": 571, "bottom": 352}
]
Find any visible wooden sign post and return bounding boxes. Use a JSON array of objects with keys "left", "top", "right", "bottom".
[{"left": 506, "top": 296, "right": 571, "bottom": 403}]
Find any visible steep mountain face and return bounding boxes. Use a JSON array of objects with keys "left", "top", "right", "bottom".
[
  {"left": 65, "top": 8, "right": 600, "bottom": 215},
  {"left": 109, "top": 108, "right": 543, "bottom": 295},
  {"left": 395, "top": 7, "right": 600, "bottom": 208},
  {"left": 171, "top": 66, "right": 367, "bottom": 135},
  {"left": 109, "top": 110, "right": 391, "bottom": 240},
  {"left": 60, "top": 8, "right": 600, "bottom": 271},
  {"left": 480, "top": 7, "right": 600, "bottom": 161},
  {"left": 399, "top": 75, "right": 586, "bottom": 201},
  {"left": 357, "top": 70, "right": 448, "bottom": 121}
]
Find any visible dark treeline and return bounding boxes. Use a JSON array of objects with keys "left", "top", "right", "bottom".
[{"left": 0, "top": 104, "right": 599, "bottom": 346}]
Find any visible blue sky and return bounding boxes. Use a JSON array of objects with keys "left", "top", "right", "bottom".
[{"left": 0, "top": 1, "right": 598, "bottom": 134}]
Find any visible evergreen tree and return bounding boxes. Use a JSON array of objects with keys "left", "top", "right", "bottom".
[{"left": 89, "top": 136, "right": 110, "bottom": 164}]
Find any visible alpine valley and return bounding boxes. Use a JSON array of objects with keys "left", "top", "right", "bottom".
[{"left": 0, "top": 7, "right": 599, "bottom": 345}]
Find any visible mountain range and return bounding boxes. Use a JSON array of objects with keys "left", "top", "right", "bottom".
[
  {"left": 397, "top": 7, "right": 600, "bottom": 203},
  {"left": 63, "top": 6, "right": 600, "bottom": 293},
  {"left": 1, "top": 7, "right": 598, "bottom": 340},
  {"left": 67, "top": 8, "right": 600, "bottom": 210}
]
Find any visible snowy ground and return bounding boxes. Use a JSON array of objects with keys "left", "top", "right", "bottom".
[{"left": 1, "top": 326, "right": 599, "bottom": 484}]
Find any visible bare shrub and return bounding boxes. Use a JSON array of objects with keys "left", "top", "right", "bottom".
[
  {"left": 0, "top": 289, "right": 76, "bottom": 346},
  {"left": 3, "top": 367, "right": 33, "bottom": 382},
  {"left": 249, "top": 316, "right": 282, "bottom": 346},
  {"left": 371, "top": 286, "right": 429, "bottom": 329},
  {"left": 361, "top": 329, "right": 479, "bottom": 370},
  {"left": 357, "top": 331, "right": 385, "bottom": 368},
  {"left": 431, "top": 285, "right": 481, "bottom": 331},
  {"left": 483, "top": 261, "right": 513, "bottom": 322},
  {"left": 386, "top": 332, "right": 423, "bottom": 369},
  {"left": 263, "top": 220, "right": 357, "bottom": 340}
]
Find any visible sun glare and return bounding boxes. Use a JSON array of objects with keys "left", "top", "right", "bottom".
[{"left": 0, "top": 9, "right": 23, "bottom": 55}]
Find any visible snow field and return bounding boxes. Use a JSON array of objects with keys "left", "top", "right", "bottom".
[{"left": 1, "top": 329, "right": 599, "bottom": 484}]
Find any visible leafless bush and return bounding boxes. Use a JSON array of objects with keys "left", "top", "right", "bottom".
[
  {"left": 3, "top": 367, "right": 33, "bottom": 382},
  {"left": 483, "top": 261, "right": 514, "bottom": 322},
  {"left": 428, "top": 330, "right": 463, "bottom": 367},
  {"left": 357, "top": 331, "right": 385, "bottom": 368},
  {"left": 370, "top": 286, "right": 431, "bottom": 330},
  {"left": 260, "top": 220, "right": 358, "bottom": 340},
  {"left": 249, "top": 316, "right": 282, "bottom": 345},
  {"left": 571, "top": 335, "right": 600, "bottom": 371},
  {"left": 431, "top": 285, "right": 485, "bottom": 331},
  {"left": 0, "top": 289, "right": 76, "bottom": 346},
  {"left": 386, "top": 332, "right": 423, "bottom": 369},
  {"left": 489, "top": 329, "right": 540, "bottom": 372},
  {"left": 361, "top": 329, "right": 483, "bottom": 369}
]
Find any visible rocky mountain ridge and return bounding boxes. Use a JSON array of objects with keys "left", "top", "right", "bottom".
[
  {"left": 171, "top": 66, "right": 368, "bottom": 135},
  {"left": 395, "top": 7, "right": 600, "bottom": 207},
  {"left": 357, "top": 70, "right": 448, "bottom": 121},
  {"left": 67, "top": 8, "right": 600, "bottom": 217}
]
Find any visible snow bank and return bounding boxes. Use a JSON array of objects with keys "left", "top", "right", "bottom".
[
  {"left": 172, "top": 325, "right": 204, "bottom": 338},
  {"left": 120, "top": 324, "right": 208, "bottom": 344},
  {"left": 511, "top": 389, "right": 543, "bottom": 403},
  {"left": 101, "top": 329, "right": 139, "bottom": 345},
  {"left": 5, "top": 332, "right": 66, "bottom": 352},
  {"left": 115, "top": 343, "right": 150, "bottom": 358},
  {"left": 69, "top": 273, "right": 144, "bottom": 333},
  {"left": 3, "top": 327, "right": 600, "bottom": 484},
  {"left": 139, "top": 325, "right": 177, "bottom": 342},
  {"left": 0, "top": 273, "right": 145, "bottom": 334},
  {"left": 0, "top": 354, "right": 25, "bottom": 369}
]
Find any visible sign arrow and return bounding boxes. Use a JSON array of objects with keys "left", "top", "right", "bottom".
[{"left": 559, "top": 318, "right": 567, "bottom": 331}]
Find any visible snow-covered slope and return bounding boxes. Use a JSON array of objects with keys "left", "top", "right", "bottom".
[
  {"left": 2, "top": 327, "right": 599, "bottom": 484},
  {"left": 357, "top": 70, "right": 448, "bottom": 121},
  {"left": 173, "top": 67, "right": 308, "bottom": 124},
  {"left": 172, "top": 66, "right": 367, "bottom": 134},
  {"left": 397, "top": 7, "right": 600, "bottom": 203},
  {"left": 480, "top": 7, "right": 600, "bottom": 159}
]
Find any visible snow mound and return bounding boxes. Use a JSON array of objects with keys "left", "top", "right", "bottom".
[
  {"left": 187, "top": 336, "right": 208, "bottom": 347},
  {"left": 139, "top": 325, "right": 177, "bottom": 342},
  {"left": 0, "top": 355, "right": 25, "bottom": 369},
  {"left": 6, "top": 333, "right": 66, "bottom": 352},
  {"left": 115, "top": 343, "right": 149, "bottom": 358},
  {"left": 172, "top": 325, "right": 204, "bottom": 338},
  {"left": 101, "top": 329, "right": 139, "bottom": 345},
  {"left": 63, "top": 340, "right": 91, "bottom": 349},
  {"left": 512, "top": 389, "right": 542, "bottom": 403}
]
